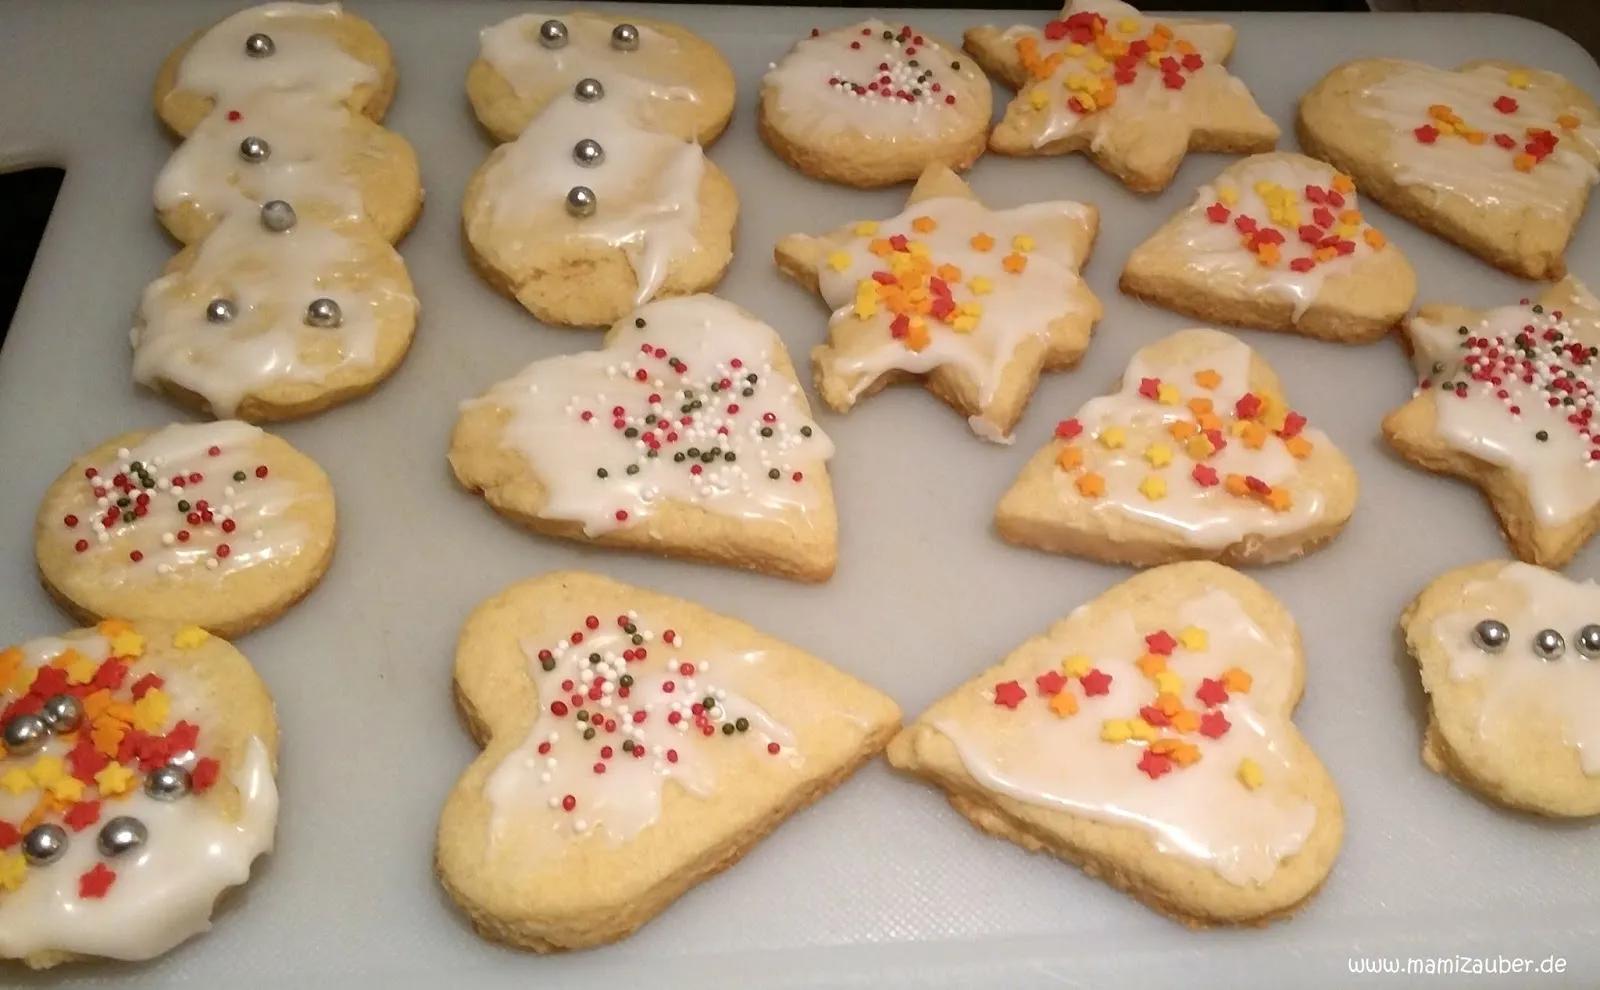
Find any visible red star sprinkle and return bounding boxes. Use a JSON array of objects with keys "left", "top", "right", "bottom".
[
  {"left": 68, "top": 739, "right": 109, "bottom": 782},
  {"left": 1493, "top": 95, "right": 1518, "bottom": 114},
  {"left": 1234, "top": 393, "right": 1263, "bottom": 420},
  {"left": 1079, "top": 668, "right": 1113, "bottom": 696},
  {"left": 1192, "top": 464, "right": 1220, "bottom": 487},
  {"left": 1196, "top": 678, "right": 1229, "bottom": 708},
  {"left": 1145, "top": 631, "right": 1177, "bottom": 655},
  {"left": 1137, "top": 750, "right": 1173, "bottom": 779},
  {"left": 92, "top": 660, "right": 128, "bottom": 691},
  {"left": 1414, "top": 124, "right": 1439, "bottom": 143},
  {"left": 79, "top": 864, "right": 116, "bottom": 899},
  {"left": 1035, "top": 671, "right": 1068, "bottom": 696},
  {"left": 165, "top": 721, "right": 200, "bottom": 752},
  {"left": 1054, "top": 418, "right": 1083, "bottom": 440},
  {"left": 1138, "top": 377, "right": 1162, "bottom": 399},
  {"left": 1205, "top": 202, "right": 1230, "bottom": 223},
  {"left": 1138, "top": 705, "right": 1169, "bottom": 727},
  {"left": 191, "top": 757, "right": 221, "bottom": 793},
  {"left": 1280, "top": 411, "right": 1307, "bottom": 438},
  {"left": 1199, "top": 710, "right": 1232, "bottom": 738},
  {"left": 64, "top": 800, "right": 102, "bottom": 832},
  {"left": 993, "top": 680, "right": 1028, "bottom": 709},
  {"left": 130, "top": 673, "right": 165, "bottom": 700},
  {"left": 0, "top": 822, "right": 18, "bottom": 849}
]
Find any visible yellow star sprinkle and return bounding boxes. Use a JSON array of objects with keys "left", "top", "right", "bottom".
[
  {"left": 1178, "top": 627, "right": 1208, "bottom": 651},
  {"left": 173, "top": 626, "right": 210, "bottom": 650},
  {"left": 1029, "top": 88, "right": 1050, "bottom": 110},
  {"left": 1011, "top": 234, "right": 1035, "bottom": 253},
  {"left": 29, "top": 756, "right": 65, "bottom": 787},
  {"left": 1139, "top": 475, "right": 1167, "bottom": 501},
  {"left": 1062, "top": 654, "right": 1091, "bottom": 678},
  {"left": 95, "top": 762, "right": 137, "bottom": 798},
  {"left": 1216, "top": 186, "right": 1238, "bottom": 207},
  {"left": 1098, "top": 426, "right": 1126, "bottom": 450},
  {"left": 1100, "top": 720, "right": 1133, "bottom": 743},
  {"left": 1154, "top": 670, "right": 1184, "bottom": 696},
  {"left": 1130, "top": 719, "right": 1159, "bottom": 742},
  {"left": 132, "top": 690, "right": 171, "bottom": 734},
  {"left": 65, "top": 654, "right": 97, "bottom": 685},
  {"left": 47, "top": 776, "right": 84, "bottom": 803},
  {"left": 1156, "top": 383, "right": 1181, "bottom": 405},
  {"left": 826, "top": 251, "right": 852, "bottom": 273},
  {"left": 1144, "top": 443, "right": 1173, "bottom": 468},
  {"left": 1237, "top": 757, "right": 1264, "bottom": 790},
  {"left": 109, "top": 630, "right": 145, "bottom": 659},
  {"left": 9, "top": 666, "right": 38, "bottom": 695},
  {"left": 968, "top": 276, "right": 993, "bottom": 295},
  {"left": 0, "top": 768, "right": 36, "bottom": 795},
  {"left": 1507, "top": 69, "right": 1530, "bottom": 89},
  {"left": 0, "top": 852, "right": 26, "bottom": 892}
]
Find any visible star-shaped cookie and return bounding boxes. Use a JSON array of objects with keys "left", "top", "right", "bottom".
[
  {"left": 964, "top": 0, "right": 1278, "bottom": 192},
  {"left": 1384, "top": 276, "right": 1600, "bottom": 568},
  {"left": 775, "top": 163, "right": 1100, "bottom": 442}
]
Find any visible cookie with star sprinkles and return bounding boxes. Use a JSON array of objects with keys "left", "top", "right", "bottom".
[
  {"left": 0, "top": 619, "right": 278, "bottom": 968},
  {"left": 153, "top": 1, "right": 396, "bottom": 138},
  {"left": 436, "top": 571, "right": 900, "bottom": 951},
  {"left": 1384, "top": 277, "right": 1600, "bottom": 568},
  {"left": 1120, "top": 153, "right": 1416, "bottom": 343},
  {"left": 1298, "top": 59, "right": 1600, "bottom": 279},
  {"left": 775, "top": 162, "right": 1100, "bottom": 442},
  {"left": 758, "top": 20, "right": 992, "bottom": 188},
  {"left": 35, "top": 421, "right": 336, "bottom": 639},
  {"left": 450, "top": 296, "right": 836, "bottom": 581},
  {"left": 1404, "top": 561, "right": 1600, "bottom": 817},
  {"left": 996, "top": 328, "right": 1357, "bottom": 567},
  {"left": 468, "top": 11, "right": 735, "bottom": 146},
  {"left": 887, "top": 562, "right": 1342, "bottom": 926},
  {"left": 963, "top": 0, "right": 1278, "bottom": 193}
]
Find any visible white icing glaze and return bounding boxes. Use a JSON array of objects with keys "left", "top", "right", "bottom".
[
  {"left": 132, "top": 208, "right": 417, "bottom": 416},
  {"left": 473, "top": 95, "right": 706, "bottom": 307},
  {"left": 156, "top": 91, "right": 369, "bottom": 227},
  {"left": 1061, "top": 329, "right": 1331, "bottom": 549},
  {"left": 471, "top": 295, "right": 833, "bottom": 536},
  {"left": 485, "top": 612, "right": 798, "bottom": 846},
  {"left": 49, "top": 421, "right": 318, "bottom": 582},
  {"left": 762, "top": 20, "right": 987, "bottom": 141},
  {"left": 1357, "top": 61, "right": 1600, "bottom": 215},
  {"left": 814, "top": 195, "right": 1095, "bottom": 432},
  {"left": 0, "top": 633, "right": 277, "bottom": 961},
  {"left": 935, "top": 588, "right": 1316, "bottom": 885},
  {"left": 1429, "top": 563, "right": 1600, "bottom": 774},
  {"left": 1408, "top": 293, "right": 1600, "bottom": 526},
  {"left": 480, "top": 12, "right": 702, "bottom": 112},
  {"left": 173, "top": 2, "right": 379, "bottom": 111}
]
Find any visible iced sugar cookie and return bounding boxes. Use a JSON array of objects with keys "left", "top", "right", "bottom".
[
  {"left": 1384, "top": 277, "right": 1600, "bottom": 568},
  {"left": 758, "top": 20, "right": 991, "bottom": 188},
  {"left": 1404, "top": 561, "right": 1600, "bottom": 816},
  {"left": 776, "top": 163, "right": 1100, "bottom": 442},
  {"left": 1298, "top": 59, "right": 1600, "bottom": 279},
  {"left": 35, "top": 422, "right": 336, "bottom": 639},
  {"left": 997, "top": 329, "right": 1357, "bottom": 566},
  {"left": 154, "top": 1, "right": 395, "bottom": 137},
  {"left": 462, "top": 90, "right": 736, "bottom": 329},
  {"left": 437, "top": 571, "right": 900, "bottom": 951},
  {"left": 450, "top": 296, "right": 836, "bottom": 581},
  {"left": 468, "top": 11, "right": 735, "bottom": 145},
  {"left": 156, "top": 90, "right": 422, "bottom": 245},
  {"left": 965, "top": 0, "right": 1278, "bottom": 193},
  {"left": 888, "top": 562, "right": 1342, "bottom": 925},
  {"left": 133, "top": 204, "right": 419, "bottom": 421},
  {"left": 0, "top": 620, "right": 277, "bottom": 967},
  {"left": 1121, "top": 153, "right": 1415, "bottom": 343}
]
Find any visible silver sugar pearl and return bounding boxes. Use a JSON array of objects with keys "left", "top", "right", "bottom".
[
  {"left": 610, "top": 23, "right": 640, "bottom": 51},
  {"left": 145, "top": 764, "right": 192, "bottom": 801},
  {"left": 574, "top": 77, "right": 605, "bottom": 102},
  {"left": 304, "top": 297, "right": 343, "bottom": 328},
  {"left": 538, "top": 19, "right": 568, "bottom": 48},
  {"left": 259, "top": 199, "right": 297, "bottom": 232},
  {"left": 244, "top": 32, "right": 276, "bottom": 58},
  {"left": 572, "top": 138, "right": 605, "bottom": 167},
  {"left": 565, "top": 185, "right": 597, "bottom": 218},
  {"left": 2, "top": 713, "right": 48, "bottom": 756},
  {"left": 205, "top": 297, "right": 237, "bottom": 323},
  {"left": 97, "top": 816, "right": 148, "bottom": 857},
  {"left": 1577, "top": 624, "right": 1600, "bottom": 659},
  {"left": 1471, "top": 618, "right": 1510, "bottom": 654},
  {"left": 40, "top": 694, "right": 83, "bottom": 735},
  {"left": 22, "top": 823, "right": 67, "bottom": 865},
  {"left": 1533, "top": 627, "right": 1566, "bottom": 661},
  {"left": 238, "top": 135, "right": 271, "bottom": 163}
]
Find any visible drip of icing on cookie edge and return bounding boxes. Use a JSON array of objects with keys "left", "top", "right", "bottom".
[
  {"left": 1431, "top": 562, "right": 1600, "bottom": 774},
  {"left": 763, "top": 20, "right": 986, "bottom": 141},
  {"left": 48, "top": 422, "right": 319, "bottom": 583},
  {"left": 1053, "top": 330, "right": 1329, "bottom": 549},
  {"left": 0, "top": 626, "right": 277, "bottom": 961},
  {"left": 480, "top": 12, "right": 702, "bottom": 108},
  {"left": 473, "top": 296, "right": 833, "bottom": 536},
  {"left": 933, "top": 588, "right": 1316, "bottom": 886},
  {"left": 173, "top": 2, "right": 379, "bottom": 111},
  {"left": 1408, "top": 294, "right": 1600, "bottom": 526},
  {"left": 1174, "top": 158, "right": 1390, "bottom": 322},
  {"left": 484, "top": 611, "right": 798, "bottom": 845}
]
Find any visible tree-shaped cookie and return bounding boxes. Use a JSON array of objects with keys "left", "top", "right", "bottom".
[
  {"left": 0, "top": 620, "right": 278, "bottom": 967},
  {"left": 776, "top": 163, "right": 1100, "bottom": 442},
  {"left": 1384, "top": 277, "right": 1600, "bottom": 568},
  {"left": 436, "top": 571, "right": 900, "bottom": 951},
  {"left": 1404, "top": 561, "right": 1600, "bottom": 817},
  {"left": 1299, "top": 59, "right": 1600, "bottom": 279},
  {"left": 888, "top": 562, "right": 1342, "bottom": 925},
  {"left": 964, "top": 0, "right": 1278, "bottom": 192},
  {"left": 997, "top": 329, "right": 1357, "bottom": 566},
  {"left": 1121, "top": 153, "right": 1416, "bottom": 343},
  {"left": 450, "top": 296, "right": 837, "bottom": 581}
]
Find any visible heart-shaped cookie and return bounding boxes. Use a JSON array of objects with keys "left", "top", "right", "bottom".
[
  {"left": 887, "top": 562, "right": 1342, "bottom": 925},
  {"left": 997, "top": 328, "right": 1357, "bottom": 566}
]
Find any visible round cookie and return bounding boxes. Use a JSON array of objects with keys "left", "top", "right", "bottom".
[
  {"left": 35, "top": 421, "right": 337, "bottom": 639},
  {"left": 462, "top": 94, "right": 736, "bottom": 329},
  {"left": 468, "top": 11, "right": 734, "bottom": 145},
  {"left": 759, "top": 20, "right": 991, "bottom": 187},
  {"left": 156, "top": 90, "right": 422, "bottom": 245},
  {"left": 132, "top": 203, "right": 419, "bottom": 420},
  {"left": 153, "top": 1, "right": 396, "bottom": 137},
  {"left": 0, "top": 619, "right": 278, "bottom": 968}
]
